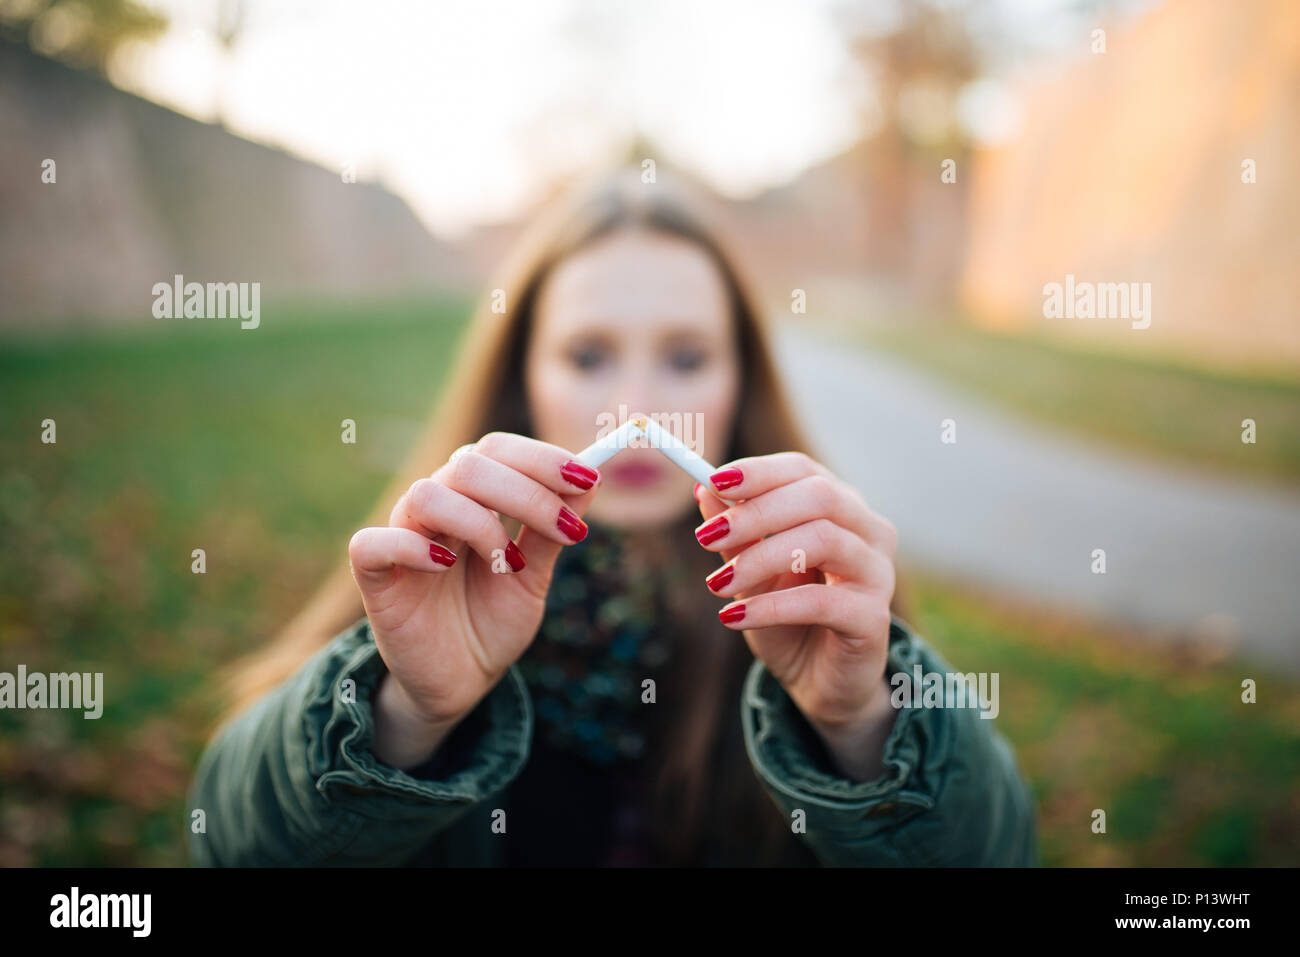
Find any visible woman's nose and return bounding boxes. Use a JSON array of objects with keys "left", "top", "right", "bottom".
[{"left": 611, "top": 370, "right": 664, "bottom": 416}]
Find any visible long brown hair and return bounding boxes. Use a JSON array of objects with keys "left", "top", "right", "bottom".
[{"left": 215, "top": 162, "right": 906, "bottom": 864}]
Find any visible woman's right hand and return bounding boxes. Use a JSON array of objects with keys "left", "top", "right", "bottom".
[{"left": 347, "top": 432, "right": 601, "bottom": 766}]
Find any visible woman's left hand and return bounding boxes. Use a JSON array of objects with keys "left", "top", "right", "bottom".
[{"left": 694, "top": 453, "right": 900, "bottom": 780}]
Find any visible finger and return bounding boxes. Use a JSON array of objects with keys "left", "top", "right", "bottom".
[
  {"left": 696, "top": 486, "right": 748, "bottom": 566},
  {"left": 434, "top": 451, "right": 590, "bottom": 548},
  {"left": 348, "top": 525, "right": 459, "bottom": 586},
  {"left": 395, "top": 478, "right": 522, "bottom": 570},
  {"left": 466, "top": 432, "right": 605, "bottom": 573},
  {"left": 704, "top": 520, "right": 893, "bottom": 598},
  {"left": 695, "top": 481, "right": 726, "bottom": 520},
  {"left": 694, "top": 474, "right": 892, "bottom": 555},
  {"left": 717, "top": 583, "right": 887, "bottom": 640},
  {"left": 704, "top": 451, "right": 830, "bottom": 499},
  {"left": 471, "top": 431, "right": 603, "bottom": 495}
]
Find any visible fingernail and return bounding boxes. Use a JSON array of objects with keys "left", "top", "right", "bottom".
[
  {"left": 561, "top": 460, "right": 599, "bottom": 490},
  {"left": 705, "top": 563, "right": 734, "bottom": 592},
  {"left": 429, "top": 543, "right": 457, "bottom": 567},
  {"left": 693, "top": 482, "right": 703, "bottom": 498},
  {"left": 695, "top": 515, "right": 729, "bottom": 546},
  {"left": 557, "top": 506, "right": 588, "bottom": 542},
  {"left": 710, "top": 467, "right": 743, "bottom": 491},
  {"left": 505, "top": 541, "right": 527, "bottom": 572},
  {"left": 719, "top": 603, "right": 746, "bottom": 625}
]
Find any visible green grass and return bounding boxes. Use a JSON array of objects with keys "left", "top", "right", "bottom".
[
  {"left": 897, "top": 570, "right": 1300, "bottom": 866},
  {"left": 0, "top": 296, "right": 471, "bottom": 864},
  {"left": 1, "top": 298, "right": 1295, "bottom": 865},
  {"left": 840, "top": 314, "right": 1300, "bottom": 487}
]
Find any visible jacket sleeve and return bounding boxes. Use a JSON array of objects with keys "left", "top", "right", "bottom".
[
  {"left": 187, "top": 617, "right": 532, "bottom": 866},
  {"left": 740, "top": 615, "right": 1038, "bottom": 866}
]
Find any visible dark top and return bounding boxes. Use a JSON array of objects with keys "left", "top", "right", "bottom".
[
  {"left": 409, "top": 523, "right": 807, "bottom": 866},
  {"left": 185, "top": 571, "right": 1042, "bottom": 865}
]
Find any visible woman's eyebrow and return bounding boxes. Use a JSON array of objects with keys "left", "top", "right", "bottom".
[
  {"left": 557, "top": 320, "right": 718, "bottom": 343},
  {"left": 657, "top": 324, "right": 725, "bottom": 344},
  {"left": 556, "top": 324, "right": 617, "bottom": 342}
]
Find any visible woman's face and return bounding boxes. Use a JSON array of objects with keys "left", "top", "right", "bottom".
[{"left": 524, "top": 227, "right": 742, "bottom": 530}]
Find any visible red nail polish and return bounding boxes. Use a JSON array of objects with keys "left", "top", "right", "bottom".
[
  {"left": 693, "top": 482, "right": 703, "bottom": 498},
  {"left": 695, "top": 515, "right": 729, "bottom": 546},
  {"left": 719, "top": 603, "right": 746, "bottom": 625},
  {"left": 557, "top": 506, "right": 588, "bottom": 542},
  {"left": 429, "top": 542, "right": 457, "bottom": 567},
  {"left": 706, "top": 564, "right": 734, "bottom": 592},
  {"left": 710, "top": 467, "right": 743, "bottom": 491},
  {"left": 504, "top": 541, "right": 526, "bottom": 572},
  {"left": 560, "top": 460, "right": 599, "bottom": 491}
]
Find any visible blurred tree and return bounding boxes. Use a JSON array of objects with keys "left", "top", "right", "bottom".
[
  {"left": 212, "top": 0, "right": 247, "bottom": 127},
  {"left": 0, "top": 0, "right": 167, "bottom": 74},
  {"left": 838, "top": 0, "right": 980, "bottom": 275},
  {"left": 213, "top": 0, "right": 245, "bottom": 51}
]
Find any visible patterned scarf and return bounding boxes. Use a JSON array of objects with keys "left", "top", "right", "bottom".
[{"left": 515, "top": 521, "right": 691, "bottom": 768}]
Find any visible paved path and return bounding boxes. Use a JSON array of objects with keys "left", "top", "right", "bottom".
[{"left": 776, "top": 326, "right": 1300, "bottom": 674}]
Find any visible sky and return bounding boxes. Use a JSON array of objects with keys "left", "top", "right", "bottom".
[{"left": 106, "top": 0, "right": 1149, "bottom": 238}]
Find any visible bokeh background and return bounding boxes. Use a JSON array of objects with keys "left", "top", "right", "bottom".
[{"left": 1, "top": 0, "right": 1297, "bottom": 866}]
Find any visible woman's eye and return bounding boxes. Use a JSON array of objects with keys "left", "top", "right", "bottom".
[
  {"left": 668, "top": 348, "right": 707, "bottom": 372},
  {"left": 568, "top": 345, "right": 608, "bottom": 371}
]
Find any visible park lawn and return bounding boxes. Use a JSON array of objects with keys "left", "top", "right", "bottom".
[
  {"left": 0, "top": 296, "right": 471, "bottom": 864},
  {"left": 898, "top": 569, "right": 1300, "bottom": 866},
  {"left": 0, "top": 298, "right": 1295, "bottom": 865},
  {"left": 841, "top": 315, "right": 1300, "bottom": 488}
]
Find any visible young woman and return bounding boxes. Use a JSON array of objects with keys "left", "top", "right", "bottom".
[{"left": 188, "top": 165, "right": 1037, "bottom": 866}]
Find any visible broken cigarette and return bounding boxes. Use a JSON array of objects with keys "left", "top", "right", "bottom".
[{"left": 575, "top": 416, "right": 726, "bottom": 493}]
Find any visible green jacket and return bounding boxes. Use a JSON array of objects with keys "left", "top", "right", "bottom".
[{"left": 187, "top": 614, "right": 1037, "bottom": 866}]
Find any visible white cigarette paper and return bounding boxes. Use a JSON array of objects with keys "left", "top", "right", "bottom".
[
  {"left": 637, "top": 416, "right": 718, "bottom": 488},
  {"left": 573, "top": 418, "right": 648, "bottom": 468},
  {"left": 574, "top": 416, "right": 726, "bottom": 493}
]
